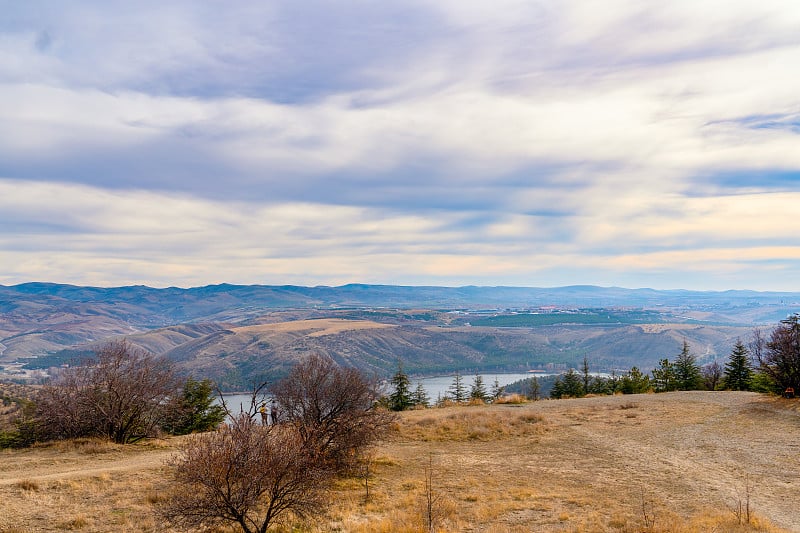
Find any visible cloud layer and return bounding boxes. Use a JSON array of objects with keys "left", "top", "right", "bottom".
[{"left": 2, "top": 1, "right": 800, "bottom": 289}]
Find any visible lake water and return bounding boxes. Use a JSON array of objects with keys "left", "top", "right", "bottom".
[
  {"left": 412, "top": 372, "right": 554, "bottom": 401},
  {"left": 219, "top": 372, "right": 553, "bottom": 410}
]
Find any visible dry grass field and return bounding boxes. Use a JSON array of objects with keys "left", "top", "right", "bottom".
[{"left": 1, "top": 391, "right": 798, "bottom": 532}]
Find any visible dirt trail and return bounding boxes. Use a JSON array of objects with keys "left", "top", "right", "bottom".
[
  {"left": 532, "top": 392, "right": 800, "bottom": 531},
  {"left": 0, "top": 446, "right": 175, "bottom": 486}
]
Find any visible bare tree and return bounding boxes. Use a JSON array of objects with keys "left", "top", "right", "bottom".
[
  {"left": 270, "top": 354, "right": 394, "bottom": 472},
  {"left": 756, "top": 315, "right": 800, "bottom": 393},
  {"left": 423, "top": 453, "right": 443, "bottom": 533},
  {"left": 729, "top": 473, "right": 753, "bottom": 525},
  {"left": 161, "top": 414, "right": 330, "bottom": 533},
  {"left": 702, "top": 360, "right": 723, "bottom": 390},
  {"left": 35, "top": 340, "right": 179, "bottom": 444}
]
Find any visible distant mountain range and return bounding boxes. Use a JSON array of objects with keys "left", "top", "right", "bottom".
[{"left": 2, "top": 283, "right": 799, "bottom": 388}]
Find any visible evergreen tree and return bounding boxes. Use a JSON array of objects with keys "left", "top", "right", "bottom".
[
  {"left": 447, "top": 371, "right": 467, "bottom": 403},
  {"left": 412, "top": 381, "right": 430, "bottom": 408},
  {"left": 581, "top": 356, "right": 591, "bottom": 396},
  {"left": 490, "top": 377, "right": 505, "bottom": 402},
  {"left": 469, "top": 374, "right": 489, "bottom": 402},
  {"left": 551, "top": 369, "right": 584, "bottom": 398},
  {"left": 652, "top": 358, "right": 677, "bottom": 392},
  {"left": 550, "top": 376, "right": 564, "bottom": 399},
  {"left": 724, "top": 339, "right": 753, "bottom": 391},
  {"left": 163, "top": 378, "right": 226, "bottom": 435},
  {"left": 674, "top": 340, "right": 702, "bottom": 390},
  {"left": 618, "top": 367, "right": 651, "bottom": 394},
  {"left": 388, "top": 363, "right": 413, "bottom": 411}
]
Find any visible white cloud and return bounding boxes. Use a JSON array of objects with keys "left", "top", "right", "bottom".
[{"left": 2, "top": 1, "right": 800, "bottom": 289}]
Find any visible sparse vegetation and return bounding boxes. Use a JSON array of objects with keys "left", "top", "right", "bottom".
[{"left": 0, "top": 391, "right": 796, "bottom": 532}]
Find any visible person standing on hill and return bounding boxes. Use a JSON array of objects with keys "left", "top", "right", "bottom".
[{"left": 270, "top": 401, "right": 279, "bottom": 425}]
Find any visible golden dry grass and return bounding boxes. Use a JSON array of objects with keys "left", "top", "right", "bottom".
[
  {"left": 1, "top": 392, "right": 798, "bottom": 532},
  {"left": 234, "top": 319, "right": 395, "bottom": 337}
]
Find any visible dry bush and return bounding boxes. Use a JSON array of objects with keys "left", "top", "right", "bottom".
[
  {"left": 67, "top": 437, "right": 120, "bottom": 455},
  {"left": 35, "top": 340, "right": 180, "bottom": 444},
  {"left": 494, "top": 394, "right": 527, "bottom": 404},
  {"left": 14, "top": 479, "right": 39, "bottom": 491},
  {"left": 271, "top": 354, "right": 395, "bottom": 473},
  {"left": 160, "top": 415, "right": 332, "bottom": 533},
  {"left": 56, "top": 515, "right": 90, "bottom": 530}
]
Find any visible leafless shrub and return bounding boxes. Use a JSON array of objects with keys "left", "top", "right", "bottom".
[
  {"left": 160, "top": 414, "right": 331, "bottom": 533},
  {"left": 35, "top": 340, "right": 180, "bottom": 444},
  {"left": 729, "top": 473, "right": 753, "bottom": 525},
  {"left": 422, "top": 454, "right": 443, "bottom": 533},
  {"left": 271, "top": 354, "right": 395, "bottom": 473}
]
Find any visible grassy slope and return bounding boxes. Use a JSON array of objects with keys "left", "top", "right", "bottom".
[{"left": 1, "top": 392, "right": 797, "bottom": 532}]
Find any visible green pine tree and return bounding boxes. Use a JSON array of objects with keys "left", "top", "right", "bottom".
[
  {"left": 447, "top": 371, "right": 467, "bottom": 403},
  {"left": 389, "top": 363, "right": 414, "bottom": 411},
  {"left": 551, "top": 369, "right": 584, "bottom": 398},
  {"left": 490, "top": 377, "right": 505, "bottom": 401},
  {"left": 164, "top": 378, "right": 226, "bottom": 435},
  {"left": 581, "top": 356, "right": 591, "bottom": 396},
  {"left": 674, "top": 340, "right": 702, "bottom": 390},
  {"left": 652, "top": 358, "right": 677, "bottom": 392},
  {"left": 618, "top": 367, "right": 651, "bottom": 394},
  {"left": 724, "top": 339, "right": 753, "bottom": 391},
  {"left": 412, "top": 381, "right": 430, "bottom": 408},
  {"left": 469, "top": 374, "right": 489, "bottom": 402}
]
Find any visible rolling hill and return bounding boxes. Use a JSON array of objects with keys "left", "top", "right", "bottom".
[{"left": 2, "top": 283, "right": 798, "bottom": 388}]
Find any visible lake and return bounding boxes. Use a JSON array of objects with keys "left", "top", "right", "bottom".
[
  {"left": 412, "top": 372, "right": 554, "bottom": 401},
  {"left": 218, "top": 371, "right": 553, "bottom": 410}
]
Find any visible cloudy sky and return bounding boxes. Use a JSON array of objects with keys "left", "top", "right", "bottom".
[{"left": 2, "top": 1, "right": 800, "bottom": 290}]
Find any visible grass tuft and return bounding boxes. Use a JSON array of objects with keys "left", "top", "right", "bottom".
[{"left": 14, "top": 479, "right": 40, "bottom": 491}]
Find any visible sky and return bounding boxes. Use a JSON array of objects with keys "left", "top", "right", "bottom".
[{"left": 1, "top": 1, "right": 800, "bottom": 291}]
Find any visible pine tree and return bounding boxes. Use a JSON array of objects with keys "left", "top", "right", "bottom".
[
  {"left": 724, "top": 339, "right": 753, "bottom": 391},
  {"left": 652, "top": 358, "right": 677, "bottom": 392},
  {"left": 447, "top": 371, "right": 467, "bottom": 403},
  {"left": 389, "top": 363, "right": 413, "bottom": 411},
  {"left": 618, "top": 367, "right": 651, "bottom": 394},
  {"left": 551, "top": 369, "right": 583, "bottom": 398},
  {"left": 550, "top": 376, "right": 565, "bottom": 399},
  {"left": 674, "top": 340, "right": 702, "bottom": 390},
  {"left": 469, "top": 374, "right": 489, "bottom": 402},
  {"left": 581, "top": 356, "right": 591, "bottom": 396},
  {"left": 490, "top": 377, "right": 505, "bottom": 402},
  {"left": 412, "top": 381, "right": 430, "bottom": 408}
]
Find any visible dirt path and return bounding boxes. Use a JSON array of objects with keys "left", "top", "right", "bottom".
[
  {"left": 0, "top": 448, "right": 175, "bottom": 487},
  {"left": 528, "top": 392, "right": 800, "bottom": 531}
]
